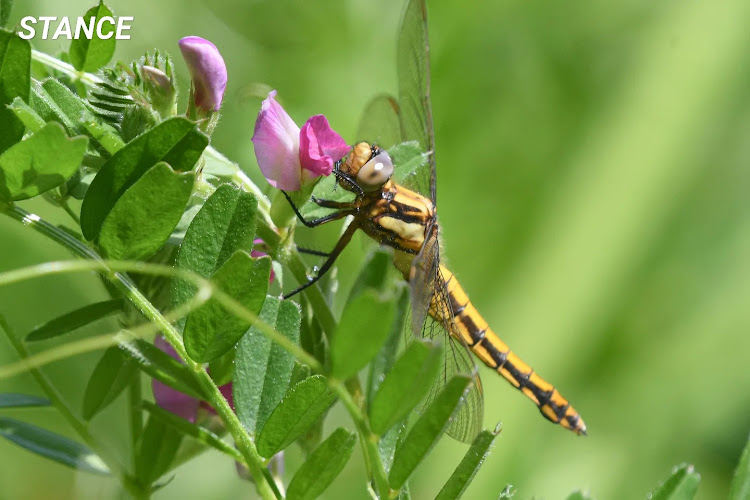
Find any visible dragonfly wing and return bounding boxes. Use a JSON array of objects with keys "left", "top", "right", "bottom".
[
  {"left": 407, "top": 223, "right": 484, "bottom": 443},
  {"left": 397, "top": 0, "right": 437, "bottom": 205},
  {"left": 356, "top": 94, "right": 402, "bottom": 150}
]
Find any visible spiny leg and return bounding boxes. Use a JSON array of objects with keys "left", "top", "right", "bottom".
[
  {"left": 296, "top": 246, "right": 330, "bottom": 257},
  {"left": 283, "top": 222, "right": 359, "bottom": 299},
  {"left": 280, "top": 190, "right": 356, "bottom": 228}
]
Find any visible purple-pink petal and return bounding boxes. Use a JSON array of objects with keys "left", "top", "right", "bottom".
[
  {"left": 252, "top": 91, "right": 303, "bottom": 191},
  {"left": 299, "top": 115, "right": 349, "bottom": 177},
  {"left": 179, "top": 36, "right": 227, "bottom": 112}
]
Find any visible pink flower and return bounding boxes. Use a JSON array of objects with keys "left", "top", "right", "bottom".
[
  {"left": 252, "top": 238, "right": 275, "bottom": 283},
  {"left": 152, "top": 336, "right": 233, "bottom": 422},
  {"left": 178, "top": 36, "right": 227, "bottom": 112},
  {"left": 252, "top": 91, "right": 349, "bottom": 191}
]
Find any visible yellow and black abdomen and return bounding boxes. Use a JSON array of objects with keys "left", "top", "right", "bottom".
[{"left": 436, "top": 265, "right": 587, "bottom": 435}]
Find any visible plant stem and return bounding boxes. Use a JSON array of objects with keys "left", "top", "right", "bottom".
[
  {"left": 329, "top": 379, "right": 392, "bottom": 499},
  {"left": 0, "top": 315, "right": 148, "bottom": 500}
]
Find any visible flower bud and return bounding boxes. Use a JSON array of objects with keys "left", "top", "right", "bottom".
[
  {"left": 141, "top": 65, "right": 176, "bottom": 117},
  {"left": 179, "top": 36, "right": 227, "bottom": 112}
]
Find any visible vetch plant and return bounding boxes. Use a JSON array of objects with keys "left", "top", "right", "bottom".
[{"left": 0, "top": 1, "right": 747, "bottom": 499}]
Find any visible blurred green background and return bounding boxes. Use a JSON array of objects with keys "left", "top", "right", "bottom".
[{"left": 2, "top": 0, "right": 750, "bottom": 498}]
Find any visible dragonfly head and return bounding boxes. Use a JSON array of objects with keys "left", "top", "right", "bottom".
[{"left": 337, "top": 142, "right": 394, "bottom": 193}]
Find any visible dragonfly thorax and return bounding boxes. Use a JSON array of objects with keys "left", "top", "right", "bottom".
[{"left": 338, "top": 142, "right": 394, "bottom": 193}]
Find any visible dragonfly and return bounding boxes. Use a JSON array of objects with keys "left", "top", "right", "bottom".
[{"left": 283, "top": 0, "right": 587, "bottom": 439}]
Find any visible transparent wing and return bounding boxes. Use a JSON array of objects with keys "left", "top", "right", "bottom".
[
  {"left": 397, "top": 0, "right": 437, "bottom": 205},
  {"left": 356, "top": 94, "right": 402, "bottom": 151},
  {"left": 406, "top": 223, "right": 484, "bottom": 443}
]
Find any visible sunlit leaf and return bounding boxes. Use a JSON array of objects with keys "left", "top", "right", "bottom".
[
  {"left": 80, "top": 117, "right": 207, "bottom": 240},
  {"left": 234, "top": 297, "right": 301, "bottom": 434},
  {"left": 183, "top": 252, "right": 270, "bottom": 362},
  {"left": 389, "top": 375, "right": 471, "bottom": 489},
  {"left": 98, "top": 162, "right": 195, "bottom": 260},
  {"left": 0, "top": 393, "right": 49, "bottom": 408},
  {"left": 329, "top": 289, "right": 397, "bottom": 380},
  {"left": 69, "top": 2, "right": 116, "bottom": 72},
  {"left": 729, "top": 434, "right": 750, "bottom": 500},
  {"left": 369, "top": 340, "right": 442, "bottom": 436},
  {"left": 172, "top": 185, "right": 258, "bottom": 330},
  {"left": 82, "top": 346, "right": 137, "bottom": 420},
  {"left": 26, "top": 299, "right": 121, "bottom": 342},
  {"left": 0, "top": 29, "right": 29, "bottom": 154},
  {"left": 648, "top": 464, "right": 701, "bottom": 500},
  {"left": 256, "top": 375, "right": 335, "bottom": 457},
  {"left": 8, "top": 97, "right": 45, "bottom": 133},
  {"left": 435, "top": 425, "right": 500, "bottom": 500},
  {"left": 286, "top": 428, "right": 356, "bottom": 500},
  {"left": 0, "top": 122, "right": 88, "bottom": 201},
  {"left": 0, "top": 417, "right": 109, "bottom": 474}
]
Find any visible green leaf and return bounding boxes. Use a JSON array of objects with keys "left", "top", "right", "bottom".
[
  {"left": 0, "top": 0, "right": 13, "bottom": 28},
  {"left": 379, "top": 420, "right": 407, "bottom": 474},
  {"left": 26, "top": 299, "right": 121, "bottom": 342},
  {"left": 0, "top": 417, "right": 109, "bottom": 474},
  {"left": 98, "top": 162, "right": 195, "bottom": 260},
  {"left": 286, "top": 428, "right": 356, "bottom": 500},
  {"left": 172, "top": 185, "right": 258, "bottom": 328},
  {"left": 649, "top": 464, "right": 701, "bottom": 500},
  {"left": 367, "top": 288, "right": 409, "bottom": 407},
  {"left": 8, "top": 96, "right": 45, "bottom": 133},
  {"left": 0, "top": 30, "right": 30, "bottom": 154},
  {"left": 0, "top": 122, "right": 88, "bottom": 201},
  {"left": 348, "top": 248, "right": 394, "bottom": 300},
  {"left": 369, "top": 340, "right": 442, "bottom": 436},
  {"left": 256, "top": 375, "right": 336, "bottom": 457},
  {"left": 0, "top": 393, "right": 49, "bottom": 408},
  {"left": 183, "top": 252, "right": 270, "bottom": 362},
  {"left": 119, "top": 339, "right": 206, "bottom": 400},
  {"left": 135, "top": 414, "right": 182, "bottom": 484},
  {"left": 729, "top": 435, "right": 750, "bottom": 500},
  {"left": 435, "top": 425, "right": 501, "bottom": 500},
  {"left": 208, "top": 349, "right": 235, "bottom": 387},
  {"left": 389, "top": 141, "right": 429, "bottom": 186},
  {"left": 82, "top": 346, "right": 137, "bottom": 421},
  {"left": 234, "top": 297, "right": 301, "bottom": 434},
  {"left": 330, "top": 289, "right": 397, "bottom": 380},
  {"left": 80, "top": 117, "right": 207, "bottom": 240},
  {"left": 40, "top": 79, "right": 124, "bottom": 155},
  {"left": 69, "top": 2, "right": 116, "bottom": 72},
  {"left": 142, "top": 401, "right": 242, "bottom": 462},
  {"left": 388, "top": 375, "right": 472, "bottom": 489}
]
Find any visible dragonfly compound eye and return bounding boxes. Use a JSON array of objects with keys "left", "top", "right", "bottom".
[{"left": 356, "top": 151, "right": 394, "bottom": 191}]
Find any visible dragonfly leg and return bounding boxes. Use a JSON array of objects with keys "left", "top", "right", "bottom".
[
  {"left": 296, "top": 246, "right": 329, "bottom": 257},
  {"left": 311, "top": 196, "right": 356, "bottom": 209},
  {"left": 281, "top": 190, "right": 355, "bottom": 228},
  {"left": 283, "top": 222, "right": 359, "bottom": 299}
]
